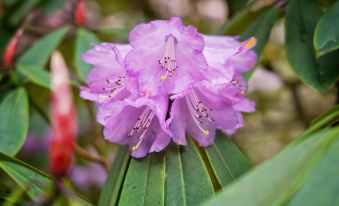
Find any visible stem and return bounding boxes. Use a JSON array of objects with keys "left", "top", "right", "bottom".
[
  {"left": 84, "top": 101, "right": 106, "bottom": 155},
  {"left": 288, "top": 82, "right": 309, "bottom": 127},
  {"left": 74, "top": 143, "right": 109, "bottom": 171}
]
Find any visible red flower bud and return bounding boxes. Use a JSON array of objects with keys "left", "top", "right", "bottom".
[
  {"left": 3, "top": 27, "right": 24, "bottom": 68},
  {"left": 75, "top": 0, "right": 86, "bottom": 26},
  {"left": 49, "top": 51, "right": 77, "bottom": 178}
]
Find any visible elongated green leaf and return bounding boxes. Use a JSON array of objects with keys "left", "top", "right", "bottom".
[
  {"left": 118, "top": 153, "right": 166, "bottom": 206},
  {"left": 0, "top": 152, "right": 52, "bottom": 201},
  {"left": 228, "top": 0, "right": 249, "bottom": 16},
  {"left": 2, "top": 186, "right": 26, "bottom": 206},
  {"left": 241, "top": 6, "right": 279, "bottom": 55},
  {"left": 0, "top": 88, "right": 29, "bottom": 156},
  {"left": 287, "top": 135, "right": 339, "bottom": 206},
  {"left": 205, "top": 132, "right": 251, "bottom": 187},
  {"left": 17, "top": 65, "right": 50, "bottom": 89},
  {"left": 165, "top": 138, "right": 215, "bottom": 206},
  {"left": 99, "top": 27, "right": 129, "bottom": 40},
  {"left": 98, "top": 146, "right": 130, "bottom": 206},
  {"left": 241, "top": 5, "right": 280, "bottom": 79},
  {"left": 286, "top": 0, "right": 339, "bottom": 91},
  {"left": 203, "top": 128, "right": 339, "bottom": 206},
  {"left": 314, "top": 1, "right": 339, "bottom": 56},
  {"left": 303, "top": 105, "right": 339, "bottom": 137},
  {"left": 17, "top": 27, "right": 69, "bottom": 66},
  {"left": 9, "top": 0, "right": 41, "bottom": 25},
  {"left": 74, "top": 28, "right": 99, "bottom": 82},
  {"left": 216, "top": 3, "right": 268, "bottom": 35}
]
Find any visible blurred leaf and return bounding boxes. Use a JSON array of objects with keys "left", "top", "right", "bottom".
[
  {"left": 3, "top": 0, "right": 20, "bottom": 7},
  {"left": 287, "top": 135, "right": 339, "bottom": 206},
  {"left": 240, "top": 6, "right": 279, "bottom": 55},
  {"left": 286, "top": 0, "right": 339, "bottom": 92},
  {"left": 205, "top": 132, "right": 251, "bottom": 187},
  {"left": 2, "top": 186, "right": 26, "bottom": 206},
  {"left": 17, "top": 64, "right": 50, "bottom": 89},
  {"left": 99, "top": 27, "right": 129, "bottom": 40},
  {"left": 0, "top": 152, "right": 52, "bottom": 201},
  {"left": 98, "top": 146, "right": 129, "bottom": 206},
  {"left": 41, "top": 0, "right": 66, "bottom": 14},
  {"left": 203, "top": 128, "right": 339, "bottom": 206},
  {"left": 0, "top": 88, "right": 29, "bottom": 156},
  {"left": 314, "top": 1, "right": 339, "bottom": 56},
  {"left": 17, "top": 26, "right": 69, "bottom": 67},
  {"left": 227, "top": 0, "right": 249, "bottom": 16},
  {"left": 216, "top": 3, "right": 268, "bottom": 35},
  {"left": 9, "top": 0, "right": 41, "bottom": 25},
  {"left": 74, "top": 28, "right": 99, "bottom": 82},
  {"left": 241, "top": 5, "right": 280, "bottom": 79},
  {"left": 305, "top": 105, "right": 339, "bottom": 136}
]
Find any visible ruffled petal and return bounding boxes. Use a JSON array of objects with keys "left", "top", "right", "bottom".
[
  {"left": 103, "top": 105, "right": 142, "bottom": 144},
  {"left": 126, "top": 16, "right": 207, "bottom": 96},
  {"left": 150, "top": 129, "right": 171, "bottom": 152},
  {"left": 82, "top": 43, "right": 123, "bottom": 69},
  {"left": 167, "top": 98, "right": 188, "bottom": 145}
]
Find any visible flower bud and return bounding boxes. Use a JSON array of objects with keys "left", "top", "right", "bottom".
[
  {"left": 3, "top": 27, "right": 24, "bottom": 68},
  {"left": 49, "top": 51, "right": 77, "bottom": 178},
  {"left": 75, "top": 0, "right": 86, "bottom": 26}
]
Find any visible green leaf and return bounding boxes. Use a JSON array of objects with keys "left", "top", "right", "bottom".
[
  {"left": 17, "top": 65, "right": 50, "bottom": 89},
  {"left": 118, "top": 138, "right": 215, "bottom": 206},
  {"left": 241, "top": 5, "right": 280, "bottom": 79},
  {"left": 203, "top": 128, "right": 339, "bottom": 206},
  {"left": 227, "top": 0, "right": 249, "bottom": 16},
  {"left": 305, "top": 105, "right": 339, "bottom": 137},
  {"left": 165, "top": 138, "right": 215, "bottom": 206},
  {"left": 287, "top": 135, "right": 339, "bottom": 206},
  {"left": 17, "top": 27, "right": 69, "bottom": 67},
  {"left": 2, "top": 186, "right": 26, "bottom": 206},
  {"left": 216, "top": 3, "right": 268, "bottom": 35},
  {"left": 99, "top": 27, "right": 129, "bottom": 40},
  {"left": 98, "top": 146, "right": 130, "bottom": 206},
  {"left": 285, "top": 0, "right": 339, "bottom": 92},
  {"left": 118, "top": 153, "right": 166, "bottom": 206},
  {"left": 240, "top": 6, "right": 279, "bottom": 56},
  {"left": 314, "top": 1, "right": 339, "bottom": 56},
  {"left": 205, "top": 132, "right": 251, "bottom": 187},
  {"left": 74, "top": 28, "right": 100, "bottom": 82},
  {"left": 0, "top": 88, "right": 29, "bottom": 156},
  {"left": 0, "top": 152, "right": 52, "bottom": 201},
  {"left": 9, "top": 0, "right": 41, "bottom": 25}
]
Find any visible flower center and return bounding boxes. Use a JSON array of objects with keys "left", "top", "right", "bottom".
[
  {"left": 185, "top": 91, "right": 214, "bottom": 135},
  {"left": 98, "top": 75, "right": 125, "bottom": 100},
  {"left": 128, "top": 107, "right": 155, "bottom": 151},
  {"left": 158, "top": 35, "right": 178, "bottom": 81}
]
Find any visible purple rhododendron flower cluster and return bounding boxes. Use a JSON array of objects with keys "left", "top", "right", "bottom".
[{"left": 80, "top": 17, "right": 257, "bottom": 158}]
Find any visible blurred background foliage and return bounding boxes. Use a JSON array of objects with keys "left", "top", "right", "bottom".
[{"left": 0, "top": 0, "right": 338, "bottom": 205}]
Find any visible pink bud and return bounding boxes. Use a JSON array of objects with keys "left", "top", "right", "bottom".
[
  {"left": 3, "top": 27, "right": 24, "bottom": 68},
  {"left": 49, "top": 51, "right": 77, "bottom": 178},
  {"left": 75, "top": 0, "right": 86, "bottom": 26}
]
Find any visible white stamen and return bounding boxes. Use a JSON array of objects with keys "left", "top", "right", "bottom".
[
  {"left": 159, "top": 35, "right": 177, "bottom": 80},
  {"left": 185, "top": 91, "right": 214, "bottom": 135},
  {"left": 129, "top": 108, "right": 155, "bottom": 151}
]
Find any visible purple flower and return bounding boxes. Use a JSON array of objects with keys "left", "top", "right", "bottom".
[
  {"left": 125, "top": 16, "right": 208, "bottom": 97},
  {"left": 80, "top": 17, "right": 257, "bottom": 158},
  {"left": 80, "top": 43, "right": 132, "bottom": 104},
  {"left": 97, "top": 95, "right": 171, "bottom": 158},
  {"left": 166, "top": 36, "right": 256, "bottom": 147}
]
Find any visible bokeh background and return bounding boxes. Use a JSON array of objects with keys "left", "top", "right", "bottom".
[{"left": 0, "top": 0, "right": 338, "bottom": 204}]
